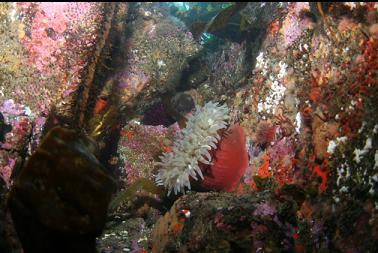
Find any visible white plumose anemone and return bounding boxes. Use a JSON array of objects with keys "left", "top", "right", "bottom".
[{"left": 155, "top": 101, "right": 230, "bottom": 195}]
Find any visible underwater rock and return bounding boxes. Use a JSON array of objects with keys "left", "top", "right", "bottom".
[
  {"left": 189, "top": 2, "right": 248, "bottom": 42},
  {"left": 117, "top": 123, "right": 178, "bottom": 189},
  {"left": 169, "top": 91, "right": 197, "bottom": 118},
  {"left": 0, "top": 3, "right": 111, "bottom": 126},
  {"left": 196, "top": 41, "right": 249, "bottom": 103},
  {"left": 142, "top": 90, "right": 200, "bottom": 129},
  {"left": 240, "top": 2, "right": 290, "bottom": 33},
  {"left": 0, "top": 151, "right": 19, "bottom": 189},
  {"left": 0, "top": 112, "right": 11, "bottom": 143},
  {"left": 223, "top": 3, "right": 378, "bottom": 250},
  {"left": 108, "top": 179, "right": 165, "bottom": 222},
  {"left": 0, "top": 100, "right": 35, "bottom": 187},
  {"left": 166, "top": 91, "right": 197, "bottom": 128},
  {"left": 152, "top": 191, "right": 301, "bottom": 253},
  {"left": 8, "top": 127, "right": 116, "bottom": 253},
  {"left": 0, "top": 2, "right": 377, "bottom": 252},
  {"left": 0, "top": 100, "right": 33, "bottom": 152},
  {"left": 141, "top": 101, "right": 176, "bottom": 127},
  {"left": 97, "top": 217, "right": 152, "bottom": 253},
  {"left": 312, "top": 119, "right": 339, "bottom": 160},
  {"left": 0, "top": 176, "right": 10, "bottom": 252},
  {"left": 230, "top": 2, "right": 378, "bottom": 192},
  {"left": 98, "top": 179, "right": 167, "bottom": 253},
  {"left": 179, "top": 3, "right": 286, "bottom": 43},
  {"left": 116, "top": 2, "right": 200, "bottom": 115},
  {"left": 0, "top": 175, "right": 22, "bottom": 253},
  {"left": 141, "top": 90, "right": 198, "bottom": 129}
]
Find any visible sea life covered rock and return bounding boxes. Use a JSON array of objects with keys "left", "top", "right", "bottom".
[
  {"left": 152, "top": 191, "right": 301, "bottom": 252},
  {"left": 0, "top": 2, "right": 377, "bottom": 253},
  {"left": 114, "top": 2, "right": 200, "bottom": 114},
  {"left": 117, "top": 122, "right": 178, "bottom": 188}
]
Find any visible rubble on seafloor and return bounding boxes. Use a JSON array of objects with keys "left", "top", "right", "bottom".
[{"left": 0, "top": 2, "right": 377, "bottom": 253}]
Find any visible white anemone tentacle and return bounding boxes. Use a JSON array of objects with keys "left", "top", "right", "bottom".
[{"left": 154, "top": 101, "right": 230, "bottom": 195}]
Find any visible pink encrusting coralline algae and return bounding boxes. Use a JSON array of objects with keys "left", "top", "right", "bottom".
[
  {"left": 16, "top": 2, "right": 103, "bottom": 107},
  {"left": 281, "top": 2, "right": 311, "bottom": 48}
]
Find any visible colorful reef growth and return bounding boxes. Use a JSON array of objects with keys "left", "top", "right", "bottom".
[{"left": 1, "top": 2, "right": 378, "bottom": 253}]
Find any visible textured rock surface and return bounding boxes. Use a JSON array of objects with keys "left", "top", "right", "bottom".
[
  {"left": 97, "top": 218, "right": 152, "bottom": 253},
  {"left": 152, "top": 190, "right": 302, "bottom": 253},
  {"left": 150, "top": 3, "right": 378, "bottom": 252},
  {"left": 0, "top": 3, "right": 111, "bottom": 123},
  {"left": 115, "top": 2, "right": 200, "bottom": 114},
  {"left": 117, "top": 123, "right": 178, "bottom": 189},
  {"left": 0, "top": 177, "right": 10, "bottom": 252},
  {"left": 0, "top": 100, "right": 34, "bottom": 187},
  {"left": 0, "top": 2, "right": 118, "bottom": 188},
  {"left": 0, "top": 2, "right": 377, "bottom": 253}
]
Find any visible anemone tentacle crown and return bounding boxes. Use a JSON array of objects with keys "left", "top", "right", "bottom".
[{"left": 155, "top": 101, "right": 230, "bottom": 195}]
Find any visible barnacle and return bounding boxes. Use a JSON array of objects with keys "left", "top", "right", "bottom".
[{"left": 155, "top": 101, "right": 230, "bottom": 195}]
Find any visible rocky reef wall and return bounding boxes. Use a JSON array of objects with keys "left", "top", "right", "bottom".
[{"left": 0, "top": 2, "right": 377, "bottom": 253}]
